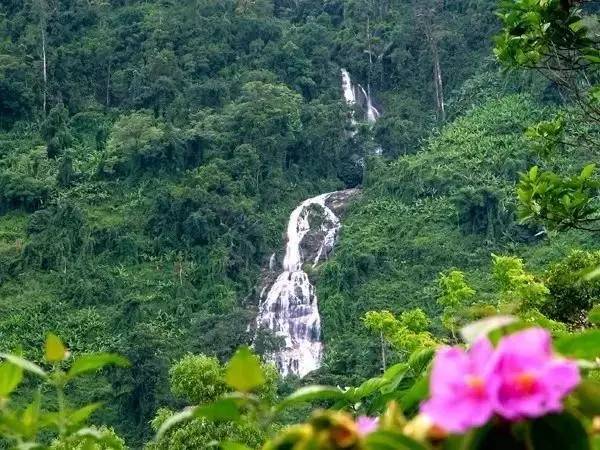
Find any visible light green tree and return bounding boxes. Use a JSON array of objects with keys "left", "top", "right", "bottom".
[
  {"left": 104, "top": 112, "right": 165, "bottom": 174},
  {"left": 437, "top": 270, "right": 475, "bottom": 338},
  {"left": 51, "top": 427, "right": 127, "bottom": 450},
  {"left": 492, "top": 254, "right": 549, "bottom": 311},
  {"left": 363, "top": 309, "right": 436, "bottom": 371},
  {"left": 148, "top": 353, "right": 278, "bottom": 450}
]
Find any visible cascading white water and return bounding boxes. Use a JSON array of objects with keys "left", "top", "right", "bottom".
[
  {"left": 341, "top": 69, "right": 380, "bottom": 124},
  {"left": 341, "top": 69, "right": 356, "bottom": 105},
  {"left": 253, "top": 70, "right": 375, "bottom": 378},
  {"left": 255, "top": 192, "right": 343, "bottom": 377},
  {"left": 358, "top": 85, "right": 381, "bottom": 123},
  {"left": 341, "top": 68, "right": 382, "bottom": 154}
]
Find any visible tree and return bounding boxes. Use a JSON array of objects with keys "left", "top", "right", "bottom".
[
  {"left": 31, "top": 0, "right": 50, "bottom": 115},
  {"left": 495, "top": 0, "right": 600, "bottom": 124},
  {"left": 169, "top": 354, "right": 228, "bottom": 405},
  {"left": 51, "top": 427, "right": 127, "bottom": 450},
  {"left": 517, "top": 164, "right": 600, "bottom": 232},
  {"left": 495, "top": 0, "right": 600, "bottom": 233},
  {"left": 493, "top": 254, "right": 550, "bottom": 311},
  {"left": 543, "top": 250, "right": 600, "bottom": 324},
  {"left": 148, "top": 353, "right": 278, "bottom": 450},
  {"left": 226, "top": 81, "right": 302, "bottom": 176},
  {"left": 41, "top": 103, "right": 73, "bottom": 159},
  {"left": 437, "top": 270, "right": 475, "bottom": 338},
  {"left": 104, "top": 112, "right": 165, "bottom": 174},
  {"left": 414, "top": 0, "right": 447, "bottom": 122},
  {"left": 363, "top": 309, "right": 436, "bottom": 371}
]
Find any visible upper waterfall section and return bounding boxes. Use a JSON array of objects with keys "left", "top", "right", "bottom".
[{"left": 340, "top": 69, "right": 381, "bottom": 124}]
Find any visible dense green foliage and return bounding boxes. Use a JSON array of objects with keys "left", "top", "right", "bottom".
[
  {"left": 1, "top": 0, "right": 599, "bottom": 448},
  {"left": 0, "top": 0, "right": 504, "bottom": 444},
  {"left": 317, "top": 93, "right": 600, "bottom": 383}
]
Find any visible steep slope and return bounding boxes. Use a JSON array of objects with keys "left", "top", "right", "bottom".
[
  {"left": 316, "top": 94, "right": 600, "bottom": 384},
  {"left": 0, "top": 0, "right": 502, "bottom": 444}
]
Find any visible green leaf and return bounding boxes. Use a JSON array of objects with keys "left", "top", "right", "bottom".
[
  {"left": 45, "top": 333, "right": 68, "bottom": 363},
  {"left": 572, "top": 379, "right": 600, "bottom": 416},
  {"left": 584, "top": 265, "right": 600, "bottom": 281},
  {"left": 66, "top": 353, "right": 129, "bottom": 381},
  {"left": 0, "top": 354, "right": 47, "bottom": 378},
  {"left": 588, "top": 305, "right": 600, "bottom": 326},
  {"left": 583, "top": 54, "right": 600, "bottom": 64},
  {"left": 221, "top": 441, "right": 252, "bottom": 450},
  {"left": 194, "top": 398, "right": 241, "bottom": 421},
  {"left": 68, "top": 403, "right": 102, "bottom": 426},
  {"left": 346, "top": 377, "right": 388, "bottom": 401},
  {"left": 20, "top": 392, "right": 41, "bottom": 439},
  {"left": 529, "top": 165, "right": 539, "bottom": 181},
  {"left": 569, "top": 19, "right": 586, "bottom": 33},
  {"left": 364, "top": 430, "right": 427, "bottom": 450},
  {"left": 347, "top": 364, "right": 410, "bottom": 401},
  {"left": 406, "top": 348, "right": 435, "bottom": 376},
  {"left": 555, "top": 329, "right": 600, "bottom": 359},
  {"left": 380, "top": 363, "right": 410, "bottom": 395},
  {"left": 276, "top": 385, "right": 346, "bottom": 410},
  {"left": 224, "top": 346, "right": 264, "bottom": 392},
  {"left": 155, "top": 407, "right": 196, "bottom": 441},
  {"left": 0, "top": 361, "right": 23, "bottom": 397},
  {"left": 580, "top": 164, "right": 596, "bottom": 180},
  {"left": 399, "top": 376, "right": 429, "bottom": 413},
  {"left": 530, "top": 413, "right": 589, "bottom": 450}
]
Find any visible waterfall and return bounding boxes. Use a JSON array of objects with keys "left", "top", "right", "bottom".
[
  {"left": 341, "top": 68, "right": 382, "bottom": 154},
  {"left": 341, "top": 69, "right": 380, "bottom": 124},
  {"left": 252, "top": 70, "right": 372, "bottom": 378},
  {"left": 254, "top": 192, "right": 349, "bottom": 377},
  {"left": 358, "top": 85, "right": 381, "bottom": 124},
  {"left": 341, "top": 69, "right": 356, "bottom": 105}
]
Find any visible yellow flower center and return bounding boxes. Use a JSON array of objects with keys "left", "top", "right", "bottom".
[
  {"left": 465, "top": 375, "right": 486, "bottom": 397},
  {"left": 515, "top": 372, "right": 537, "bottom": 394}
]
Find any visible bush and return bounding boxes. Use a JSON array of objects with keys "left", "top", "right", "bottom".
[
  {"left": 544, "top": 250, "right": 600, "bottom": 324},
  {"left": 169, "top": 354, "right": 228, "bottom": 404}
]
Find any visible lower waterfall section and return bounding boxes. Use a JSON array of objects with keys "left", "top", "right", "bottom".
[{"left": 254, "top": 189, "right": 357, "bottom": 377}]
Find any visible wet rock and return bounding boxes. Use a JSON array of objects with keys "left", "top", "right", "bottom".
[{"left": 252, "top": 189, "right": 359, "bottom": 377}]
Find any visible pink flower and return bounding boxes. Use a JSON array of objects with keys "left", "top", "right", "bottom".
[
  {"left": 420, "top": 338, "right": 495, "bottom": 433},
  {"left": 489, "top": 328, "right": 580, "bottom": 420},
  {"left": 355, "top": 416, "right": 378, "bottom": 436}
]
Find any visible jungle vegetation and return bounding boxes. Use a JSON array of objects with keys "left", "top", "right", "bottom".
[{"left": 0, "top": 0, "right": 598, "bottom": 448}]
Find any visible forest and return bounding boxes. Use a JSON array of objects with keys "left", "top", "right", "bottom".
[{"left": 0, "top": 0, "right": 599, "bottom": 449}]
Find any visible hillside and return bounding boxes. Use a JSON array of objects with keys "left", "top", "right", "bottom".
[
  {"left": 317, "top": 92, "right": 600, "bottom": 384},
  {"left": 0, "top": 0, "right": 503, "bottom": 444},
  {"left": 1, "top": 0, "right": 599, "bottom": 448}
]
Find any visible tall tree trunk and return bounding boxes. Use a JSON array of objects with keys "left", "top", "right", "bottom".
[
  {"left": 431, "top": 40, "right": 445, "bottom": 122},
  {"left": 41, "top": 20, "right": 47, "bottom": 115},
  {"left": 106, "top": 59, "right": 111, "bottom": 107},
  {"left": 36, "top": 0, "right": 49, "bottom": 116},
  {"left": 380, "top": 331, "right": 387, "bottom": 372},
  {"left": 366, "top": 16, "right": 372, "bottom": 93},
  {"left": 415, "top": 0, "right": 446, "bottom": 122}
]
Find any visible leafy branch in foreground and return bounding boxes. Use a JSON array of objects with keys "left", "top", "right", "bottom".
[
  {"left": 155, "top": 314, "right": 599, "bottom": 450},
  {"left": 494, "top": 0, "right": 600, "bottom": 124},
  {"left": 0, "top": 333, "right": 129, "bottom": 449},
  {"left": 517, "top": 164, "right": 600, "bottom": 232}
]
